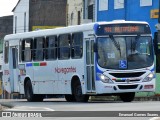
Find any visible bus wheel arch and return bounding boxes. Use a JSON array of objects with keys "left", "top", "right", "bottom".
[{"left": 71, "top": 76, "right": 89, "bottom": 102}]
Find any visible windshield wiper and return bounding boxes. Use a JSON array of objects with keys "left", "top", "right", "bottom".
[
  {"left": 131, "top": 34, "right": 141, "bottom": 54},
  {"left": 109, "top": 35, "right": 121, "bottom": 57}
]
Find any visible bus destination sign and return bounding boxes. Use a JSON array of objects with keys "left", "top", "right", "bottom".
[
  {"left": 95, "top": 24, "right": 151, "bottom": 35},
  {"left": 104, "top": 26, "right": 141, "bottom": 33}
]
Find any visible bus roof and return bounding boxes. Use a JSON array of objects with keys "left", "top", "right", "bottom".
[{"left": 4, "top": 20, "right": 149, "bottom": 41}]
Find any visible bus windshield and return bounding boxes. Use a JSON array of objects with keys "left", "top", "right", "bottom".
[{"left": 97, "top": 36, "right": 154, "bottom": 70}]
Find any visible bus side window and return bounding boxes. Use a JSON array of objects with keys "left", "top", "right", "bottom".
[
  {"left": 33, "top": 37, "right": 45, "bottom": 61},
  {"left": 58, "top": 34, "right": 71, "bottom": 59},
  {"left": 22, "top": 39, "right": 33, "bottom": 62},
  {"left": 4, "top": 41, "right": 9, "bottom": 64},
  {"left": 71, "top": 32, "right": 83, "bottom": 59},
  {"left": 45, "top": 36, "right": 57, "bottom": 60}
]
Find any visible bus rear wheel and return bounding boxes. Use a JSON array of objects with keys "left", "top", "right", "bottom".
[
  {"left": 73, "top": 82, "right": 89, "bottom": 102},
  {"left": 119, "top": 92, "right": 135, "bottom": 102},
  {"left": 65, "top": 95, "right": 76, "bottom": 102}
]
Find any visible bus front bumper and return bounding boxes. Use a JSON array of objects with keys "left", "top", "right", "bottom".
[{"left": 95, "top": 79, "right": 155, "bottom": 94}]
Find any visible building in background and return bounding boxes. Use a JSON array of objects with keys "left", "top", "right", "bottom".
[
  {"left": 29, "top": 0, "right": 67, "bottom": 31},
  {"left": 66, "top": 0, "right": 96, "bottom": 26},
  {"left": 12, "top": 0, "right": 29, "bottom": 33},
  {"left": 67, "top": 0, "right": 83, "bottom": 25},
  {"left": 13, "top": 0, "right": 67, "bottom": 33},
  {"left": 96, "top": 0, "right": 159, "bottom": 35},
  {"left": 83, "top": 0, "right": 95, "bottom": 23}
]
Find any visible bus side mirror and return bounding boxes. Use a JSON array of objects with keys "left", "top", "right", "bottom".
[{"left": 94, "top": 43, "right": 97, "bottom": 52}]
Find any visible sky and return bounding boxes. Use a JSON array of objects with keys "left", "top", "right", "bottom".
[{"left": 0, "top": 0, "right": 19, "bottom": 17}]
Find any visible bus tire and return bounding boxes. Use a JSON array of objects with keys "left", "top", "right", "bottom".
[
  {"left": 65, "top": 95, "right": 76, "bottom": 102},
  {"left": 73, "top": 82, "right": 89, "bottom": 102},
  {"left": 119, "top": 92, "right": 135, "bottom": 102},
  {"left": 34, "top": 95, "right": 44, "bottom": 102},
  {"left": 25, "top": 80, "right": 35, "bottom": 102},
  {"left": 25, "top": 80, "right": 43, "bottom": 102}
]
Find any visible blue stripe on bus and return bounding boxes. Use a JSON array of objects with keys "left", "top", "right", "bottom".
[
  {"left": 121, "top": 78, "right": 126, "bottom": 81},
  {"left": 95, "top": 54, "right": 103, "bottom": 81},
  {"left": 26, "top": 63, "right": 33, "bottom": 67},
  {"left": 93, "top": 23, "right": 99, "bottom": 34},
  {"left": 150, "top": 67, "right": 155, "bottom": 72}
]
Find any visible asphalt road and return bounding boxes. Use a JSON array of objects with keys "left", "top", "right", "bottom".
[{"left": 0, "top": 98, "right": 160, "bottom": 120}]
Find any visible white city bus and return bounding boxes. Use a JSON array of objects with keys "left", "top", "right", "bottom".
[{"left": 2, "top": 20, "right": 155, "bottom": 102}]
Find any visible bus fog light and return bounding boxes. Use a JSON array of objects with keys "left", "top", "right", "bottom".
[
  {"left": 143, "top": 73, "right": 154, "bottom": 82},
  {"left": 97, "top": 73, "right": 113, "bottom": 83}
]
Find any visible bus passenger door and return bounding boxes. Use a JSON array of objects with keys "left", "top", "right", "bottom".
[
  {"left": 9, "top": 46, "right": 19, "bottom": 93},
  {"left": 85, "top": 38, "right": 96, "bottom": 93}
]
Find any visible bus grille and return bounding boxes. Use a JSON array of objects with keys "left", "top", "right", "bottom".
[
  {"left": 115, "top": 79, "right": 140, "bottom": 82},
  {"left": 109, "top": 72, "right": 145, "bottom": 78},
  {"left": 118, "top": 85, "right": 138, "bottom": 89}
]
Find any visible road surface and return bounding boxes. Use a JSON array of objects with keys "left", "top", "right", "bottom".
[{"left": 0, "top": 98, "right": 160, "bottom": 120}]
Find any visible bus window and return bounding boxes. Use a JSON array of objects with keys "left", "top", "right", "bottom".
[
  {"left": 46, "top": 36, "right": 57, "bottom": 60},
  {"left": 4, "top": 41, "right": 9, "bottom": 64},
  {"left": 33, "top": 37, "right": 45, "bottom": 61},
  {"left": 22, "top": 38, "right": 33, "bottom": 62},
  {"left": 71, "top": 32, "right": 83, "bottom": 59},
  {"left": 58, "top": 34, "right": 71, "bottom": 59}
]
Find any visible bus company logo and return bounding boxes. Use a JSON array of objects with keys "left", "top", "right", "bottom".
[
  {"left": 2, "top": 112, "right": 42, "bottom": 118},
  {"left": 2, "top": 112, "right": 11, "bottom": 117},
  {"left": 55, "top": 67, "right": 76, "bottom": 74}
]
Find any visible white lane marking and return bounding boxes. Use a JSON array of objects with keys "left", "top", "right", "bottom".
[
  {"left": 5, "top": 106, "right": 55, "bottom": 111},
  {"left": 150, "top": 117, "right": 160, "bottom": 120}
]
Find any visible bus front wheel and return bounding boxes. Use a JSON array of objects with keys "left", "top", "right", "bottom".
[
  {"left": 73, "top": 82, "right": 89, "bottom": 102},
  {"left": 119, "top": 92, "right": 135, "bottom": 102},
  {"left": 25, "top": 80, "right": 43, "bottom": 102}
]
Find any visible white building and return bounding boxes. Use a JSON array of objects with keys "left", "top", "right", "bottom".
[{"left": 12, "top": 0, "right": 29, "bottom": 33}]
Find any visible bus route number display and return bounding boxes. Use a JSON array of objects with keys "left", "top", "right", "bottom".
[
  {"left": 104, "top": 26, "right": 141, "bottom": 33},
  {"left": 96, "top": 24, "right": 151, "bottom": 35}
]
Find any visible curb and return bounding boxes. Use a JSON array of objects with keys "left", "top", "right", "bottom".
[{"left": 90, "top": 96, "right": 160, "bottom": 101}]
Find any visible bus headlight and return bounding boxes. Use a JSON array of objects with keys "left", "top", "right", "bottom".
[
  {"left": 97, "top": 73, "right": 113, "bottom": 83},
  {"left": 143, "top": 73, "right": 154, "bottom": 82}
]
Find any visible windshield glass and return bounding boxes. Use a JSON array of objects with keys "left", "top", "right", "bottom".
[{"left": 97, "top": 36, "right": 154, "bottom": 70}]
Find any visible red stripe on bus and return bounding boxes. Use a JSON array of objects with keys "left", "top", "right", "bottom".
[{"left": 40, "top": 62, "right": 47, "bottom": 66}]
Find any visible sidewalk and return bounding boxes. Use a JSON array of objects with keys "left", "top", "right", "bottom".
[{"left": 0, "top": 104, "right": 9, "bottom": 111}]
